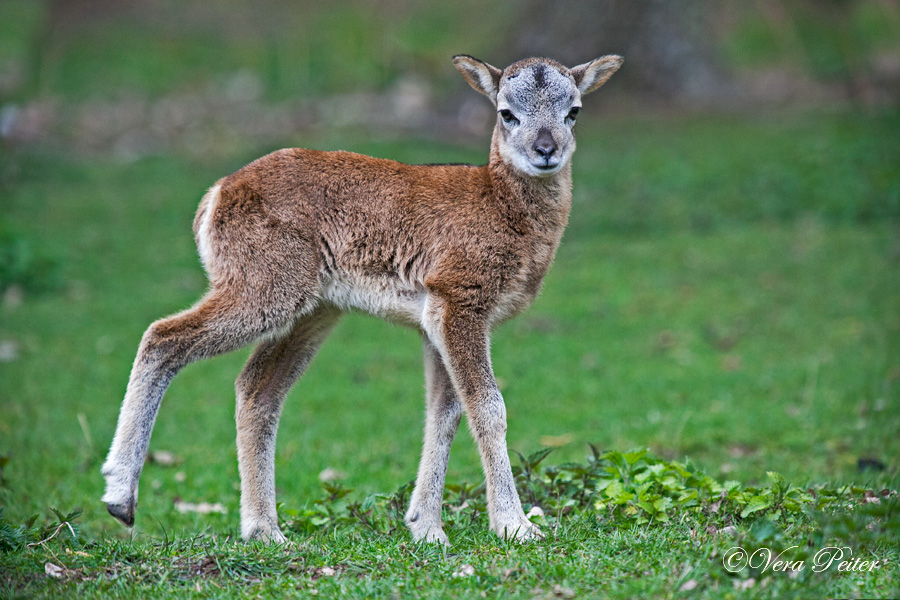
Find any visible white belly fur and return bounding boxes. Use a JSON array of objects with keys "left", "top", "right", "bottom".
[{"left": 319, "top": 272, "right": 427, "bottom": 327}]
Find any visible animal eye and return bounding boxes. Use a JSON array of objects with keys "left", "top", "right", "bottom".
[
  {"left": 567, "top": 107, "right": 580, "bottom": 122},
  {"left": 499, "top": 109, "right": 519, "bottom": 124}
]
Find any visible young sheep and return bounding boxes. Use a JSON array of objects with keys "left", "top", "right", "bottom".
[{"left": 101, "top": 54, "right": 623, "bottom": 544}]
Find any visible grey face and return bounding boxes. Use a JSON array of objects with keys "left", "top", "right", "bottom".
[
  {"left": 453, "top": 54, "right": 623, "bottom": 178},
  {"left": 495, "top": 61, "right": 581, "bottom": 178}
]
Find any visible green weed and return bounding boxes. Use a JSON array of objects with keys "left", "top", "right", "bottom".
[{"left": 2, "top": 451, "right": 897, "bottom": 599}]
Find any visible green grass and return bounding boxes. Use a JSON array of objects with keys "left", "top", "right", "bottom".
[
  {"left": 2, "top": 4, "right": 899, "bottom": 597},
  {"left": 1, "top": 109, "right": 899, "bottom": 598},
  {"left": 2, "top": 449, "right": 898, "bottom": 599}
]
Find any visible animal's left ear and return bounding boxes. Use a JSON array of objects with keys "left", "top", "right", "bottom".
[{"left": 570, "top": 55, "right": 624, "bottom": 95}]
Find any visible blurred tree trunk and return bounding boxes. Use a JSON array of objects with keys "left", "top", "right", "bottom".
[{"left": 508, "top": 0, "right": 726, "bottom": 101}]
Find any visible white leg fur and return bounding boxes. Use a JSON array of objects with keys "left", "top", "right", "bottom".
[
  {"left": 405, "top": 338, "right": 462, "bottom": 545},
  {"left": 420, "top": 304, "right": 541, "bottom": 542},
  {"left": 468, "top": 388, "right": 539, "bottom": 541},
  {"left": 101, "top": 327, "right": 177, "bottom": 525},
  {"left": 236, "top": 309, "right": 340, "bottom": 542},
  {"left": 101, "top": 289, "right": 304, "bottom": 528}
]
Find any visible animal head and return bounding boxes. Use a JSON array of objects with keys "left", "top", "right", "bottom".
[{"left": 453, "top": 54, "right": 623, "bottom": 178}]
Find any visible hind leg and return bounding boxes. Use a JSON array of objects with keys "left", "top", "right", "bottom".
[
  {"left": 101, "top": 288, "right": 306, "bottom": 527},
  {"left": 236, "top": 307, "right": 341, "bottom": 542},
  {"left": 405, "top": 337, "right": 462, "bottom": 545}
]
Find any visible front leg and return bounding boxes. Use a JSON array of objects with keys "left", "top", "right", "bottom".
[
  {"left": 405, "top": 337, "right": 462, "bottom": 545},
  {"left": 424, "top": 305, "right": 541, "bottom": 542}
]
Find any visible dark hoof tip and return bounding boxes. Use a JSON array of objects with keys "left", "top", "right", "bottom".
[{"left": 106, "top": 502, "right": 135, "bottom": 527}]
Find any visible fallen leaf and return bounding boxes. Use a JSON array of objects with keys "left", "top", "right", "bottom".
[
  {"left": 148, "top": 450, "right": 181, "bottom": 467},
  {"left": 3, "top": 284, "right": 24, "bottom": 309},
  {"left": 0, "top": 340, "right": 19, "bottom": 363},
  {"left": 679, "top": 579, "right": 698, "bottom": 592},
  {"left": 174, "top": 500, "right": 227, "bottom": 515},
  {"left": 540, "top": 433, "right": 574, "bottom": 447},
  {"left": 728, "top": 444, "right": 756, "bottom": 458},
  {"left": 45, "top": 562, "right": 65, "bottom": 578},
  {"left": 552, "top": 584, "right": 576, "bottom": 598},
  {"left": 309, "top": 565, "right": 341, "bottom": 579},
  {"left": 452, "top": 564, "right": 475, "bottom": 578},
  {"left": 734, "top": 578, "right": 756, "bottom": 590},
  {"left": 318, "top": 468, "right": 346, "bottom": 482}
]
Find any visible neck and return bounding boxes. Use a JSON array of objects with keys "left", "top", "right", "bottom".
[{"left": 486, "top": 135, "right": 573, "bottom": 234}]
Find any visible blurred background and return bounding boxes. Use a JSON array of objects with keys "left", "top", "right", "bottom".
[
  {"left": 1, "top": 0, "right": 899, "bottom": 157},
  {"left": 1, "top": 0, "right": 898, "bottom": 534}
]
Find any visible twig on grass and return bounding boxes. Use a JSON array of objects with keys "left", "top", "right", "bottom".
[{"left": 26, "top": 521, "right": 77, "bottom": 549}]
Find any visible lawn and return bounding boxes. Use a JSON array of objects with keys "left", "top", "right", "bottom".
[{"left": 1, "top": 107, "right": 898, "bottom": 598}]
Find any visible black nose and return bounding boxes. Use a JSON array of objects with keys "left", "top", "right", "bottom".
[{"left": 532, "top": 128, "right": 557, "bottom": 158}]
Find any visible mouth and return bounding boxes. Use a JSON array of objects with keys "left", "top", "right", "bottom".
[
  {"left": 509, "top": 153, "right": 565, "bottom": 177},
  {"left": 532, "top": 161, "right": 561, "bottom": 175}
]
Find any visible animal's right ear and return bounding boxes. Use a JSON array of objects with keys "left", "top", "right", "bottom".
[{"left": 453, "top": 55, "right": 503, "bottom": 105}]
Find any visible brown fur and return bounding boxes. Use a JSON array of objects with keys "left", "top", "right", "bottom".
[{"left": 101, "top": 54, "right": 623, "bottom": 544}]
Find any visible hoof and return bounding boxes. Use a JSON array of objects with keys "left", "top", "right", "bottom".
[
  {"left": 405, "top": 510, "right": 450, "bottom": 546},
  {"left": 244, "top": 527, "right": 288, "bottom": 544},
  {"left": 514, "top": 523, "right": 543, "bottom": 542},
  {"left": 241, "top": 516, "right": 287, "bottom": 543},
  {"left": 409, "top": 526, "right": 450, "bottom": 546},
  {"left": 106, "top": 502, "right": 135, "bottom": 527},
  {"left": 494, "top": 519, "right": 543, "bottom": 542}
]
